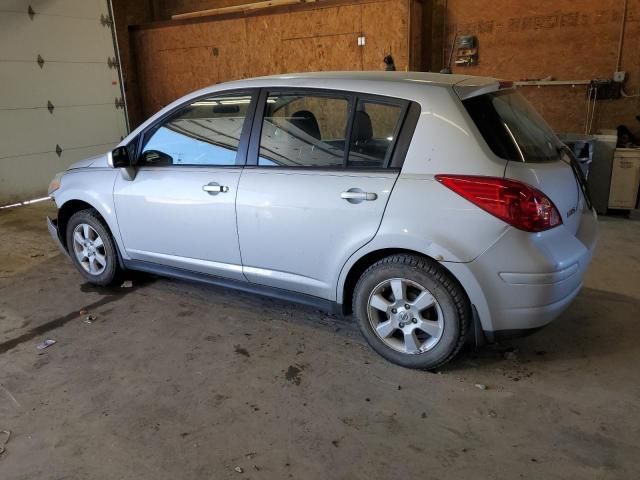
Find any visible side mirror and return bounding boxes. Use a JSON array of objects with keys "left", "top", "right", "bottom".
[
  {"left": 108, "top": 146, "right": 132, "bottom": 168},
  {"left": 140, "top": 149, "right": 173, "bottom": 166}
]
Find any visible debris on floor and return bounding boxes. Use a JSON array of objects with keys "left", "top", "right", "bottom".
[
  {"left": 83, "top": 315, "right": 96, "bottom": 324},
  {"left": 234, "top": 466, "right": 243, "bottom": 473},
  {"left": 79, "top": 309, "right": 88, "bottom": 315},
  {"left": 503, "top": 347, "right": 519, "bottom": 361},
  {"left": 475, "top": 383, "right": 487, "bottom": 390},
  {"left": 120, "top": 280, "right": 133, "bottom": 288},
  {"left": 0, "top": 430, "right": 10, "bottom": 456},
  {"left": 36, "top": 339, "right": 56, "bottom": 350}
]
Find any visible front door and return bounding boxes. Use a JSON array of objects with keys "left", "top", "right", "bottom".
[
  {"left": 113, "top": 91, "right": 255, "bottom": 281},
  {"left": 236, "top": 90, "right": 408, "bottom": 299}
]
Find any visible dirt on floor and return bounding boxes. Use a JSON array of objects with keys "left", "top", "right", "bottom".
[{"left": 0, "top": 202, "right": 639, "bottom": 480}]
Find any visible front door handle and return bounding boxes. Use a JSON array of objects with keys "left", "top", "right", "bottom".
[
  {"left": 202, "top": 182, "right": 229, "bottom": 195},
  {"left": 341, "top": 189, "right": 377, "bottom": 203}
]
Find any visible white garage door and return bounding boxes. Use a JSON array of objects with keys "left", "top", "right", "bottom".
[{"left": 0, "top": 0, "right": 128, "bottom": 204}]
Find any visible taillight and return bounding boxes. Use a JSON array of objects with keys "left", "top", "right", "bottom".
[{"left": 435, "top": 175, "right": 562, "bottom": 232}]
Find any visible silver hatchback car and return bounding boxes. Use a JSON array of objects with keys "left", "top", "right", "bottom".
[{"left": 47, "top": 72, "right": 598, "bottom": 369}]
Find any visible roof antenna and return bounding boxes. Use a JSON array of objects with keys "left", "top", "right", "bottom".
[
  {"left": 440, "top": 29, "right": 457, "bottom": 74},
  {"left": 383, "top": 46, "right": 396, "bottom": 71}
]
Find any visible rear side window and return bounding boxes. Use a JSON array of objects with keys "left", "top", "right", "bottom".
[
  {"left": 463, "top": 90, "right": 561, "bottom": 162},
  {"left": 258, "top": 94, "right": 348, "bottom": 167},
  {"left": 348, "top": 101, "right": 403, "bottom": 168}
]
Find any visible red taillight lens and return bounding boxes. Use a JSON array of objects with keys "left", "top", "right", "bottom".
[{"left": 435, "top": 175, "right": 562, "bottom": 232}]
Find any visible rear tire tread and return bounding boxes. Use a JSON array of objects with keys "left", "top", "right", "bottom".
[{"left": 353, "top": 254, "right": 470, "bottom": 369}]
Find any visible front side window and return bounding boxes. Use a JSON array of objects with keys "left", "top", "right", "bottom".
[
  {"left": 348, "top": 100, "right": 402, "bottom": 168},
  {"left": 140, "top": 93, "right": 253, "bottom": 166},
  {"left": 258, "top": 94, "right": 349, "bottom": 167}
]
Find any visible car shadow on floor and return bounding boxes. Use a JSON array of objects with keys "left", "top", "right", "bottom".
[
  {"left": 68, "top": 270, "right": 640, "bottom": 373},
  {"left": 442, "top": 286, "right": 640, "bottom": 373}
]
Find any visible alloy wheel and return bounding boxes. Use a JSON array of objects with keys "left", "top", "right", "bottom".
[
  {"left": 72, "top": 223, "right": 107, "bottom": 275},
  {"left": 367, "top": 278, "right": 444, "bottom": 354}
]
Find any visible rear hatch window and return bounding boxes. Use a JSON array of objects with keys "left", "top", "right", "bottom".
[{"left": 462, "top": 89, "right": 561, "bottom": 163}]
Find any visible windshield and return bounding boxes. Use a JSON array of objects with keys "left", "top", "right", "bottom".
[{"left": 463, "top": 90, "right": 561, "bottom": 162}]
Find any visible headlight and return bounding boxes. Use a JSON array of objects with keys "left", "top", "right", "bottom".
[{"left": 47, "top": 172, "right": 64, "bottom": 196}]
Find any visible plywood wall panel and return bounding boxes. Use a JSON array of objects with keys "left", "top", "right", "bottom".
[
  {"left": 409, "top": 0, "right": 423, "bottom": 71},
  {"left": 130, "top": 0, "right": 411, "bottom": 121},
  {"left": 283, "top": 34, "right": 363, "bottom": 72},
  {"left": 361, "top": 0, "right": 409, "bottom": 70},
  {"left": 280, "top": 5, "right": 362, "bottom": 39},
  {"left": 244, "top": 16, "right": 286, "bottom": 77},
  {"left": 441, "top": 0, "right": 640, "bottom": 135}
]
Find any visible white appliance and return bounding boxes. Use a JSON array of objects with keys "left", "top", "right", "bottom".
[{"left": 609, "top": 148, "right": 640, "bottom": 209}]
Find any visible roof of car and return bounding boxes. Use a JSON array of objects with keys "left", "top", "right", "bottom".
[
  {"left": 231, "top": 70, "right": 498, "bottom": 88},
  {"left": 256, "top": 71, "right": 478, "bottom": 83},
  {"left": 206, "top": 71, "right": 502, "bottom": 101}
]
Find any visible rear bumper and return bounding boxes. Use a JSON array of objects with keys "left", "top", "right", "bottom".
[
  {"left": 450, "top": 207, "right": 598, "bottom": 335},
  {"left": 47, "top": 216, "right": 68, "bottom": 256}
]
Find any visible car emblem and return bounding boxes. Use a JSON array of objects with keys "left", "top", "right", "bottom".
[{"left": 567, "top": 207, "right": 576, "bottom": 218}]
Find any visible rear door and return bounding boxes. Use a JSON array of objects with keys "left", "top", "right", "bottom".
[{"left": 236, "top": 89, "right": 410, "bottom": 300}]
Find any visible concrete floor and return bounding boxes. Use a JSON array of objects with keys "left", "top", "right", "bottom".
[{"left": 0, "top": 202, "right": 639, "bottom": 480}]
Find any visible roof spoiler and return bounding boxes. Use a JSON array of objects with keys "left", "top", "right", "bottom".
[{"left": 453, "top": 78, "right": 514, "bottom": 100}]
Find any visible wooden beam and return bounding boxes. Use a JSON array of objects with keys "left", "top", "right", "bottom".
[{"left": 171, "top": 0, "right": 317, "bottom": 20}]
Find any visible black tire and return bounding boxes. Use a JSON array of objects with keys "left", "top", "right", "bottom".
[
  {"left": 353, "top": 254, "right": 470, "bottom": 370},
  {"left": 65, "top": 209, "right": 122, "bottom": 286}
]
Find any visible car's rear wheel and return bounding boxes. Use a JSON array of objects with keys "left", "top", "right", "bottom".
[
  {"left": 65, "top": 209, "right": 122, "bottom": 286},
  {"left": 353, "top": 254, "right": 470, "bottom": 369}
]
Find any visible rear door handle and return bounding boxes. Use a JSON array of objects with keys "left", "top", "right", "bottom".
[
  {"left": 202, "top": 182, "right": 229, "bottom": 195},
  {"left": 341, "top": 189, "right": 377, "bottom": 203}
]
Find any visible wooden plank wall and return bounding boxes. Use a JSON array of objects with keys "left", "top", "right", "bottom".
[
  {"left": 129, "top": 0, "right": 414, "bottom": 121},
  {"left": 437, "top": 0, "right": 640, "bottom": 136}
]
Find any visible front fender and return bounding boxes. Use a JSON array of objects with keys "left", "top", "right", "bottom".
[{"left": 53, "top": 168, "right": 129, "bottom": 260}]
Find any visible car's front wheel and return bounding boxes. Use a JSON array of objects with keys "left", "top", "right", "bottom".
[
  {"left": 65, "top": 209, "right": 122, "bottom": 286},
  {"left": 353, "top": 254, "right": 470, "bottom": 369}
]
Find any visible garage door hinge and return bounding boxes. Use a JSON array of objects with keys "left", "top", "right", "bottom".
[
  {"left": 37, "top": 54, "right": 44, "bottom": 68},
  {"left": 28, "top": 5, "right": 35, "bottom": 20},
  {"left": 115, "top": 97, "right": 125, "bottom": 109},
  {"left": 107, "top": 57, "right": 119, "bottom": 69},
  {"left": 55, "top": 144, "right": 62, "bottom": 157},
  {"left": 47, "top": 101, "right": 54, "bottom": 114},
  {"left": 100, "top": 14, "right": 113, "bottom": 27}
]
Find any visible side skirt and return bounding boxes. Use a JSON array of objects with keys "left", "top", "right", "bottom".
[{"left": 123, "top": 259, "right": 342, "bottom": 316}]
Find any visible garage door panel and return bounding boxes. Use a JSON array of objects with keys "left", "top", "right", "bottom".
[
  {"left": 0, "top": 12, "right": 115, "bottom": 62},
  {"left": 52, "top": 106, "right": 125, "bottom": 151},
  {"left": 0, "top": 144, "right": 113, "bottom": 199},
  {"left": 0, "top": 62, "right": 122, "bottom": 109},
  {"left": 0, "top": 152, "right": 63, "bottom": 200},
  {"left": 0, "top": 0, "right": 127, "bottom": 203},
  {"left": 1, "top": 0, "right": 108, "bottom": 19},
  {"left": 0, "top": 106, "right": 124, "bottom": 159}
]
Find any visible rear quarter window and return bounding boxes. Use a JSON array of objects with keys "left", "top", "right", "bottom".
[{"left": 463, "top": 90, "right": 561, "bottom": 163}]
